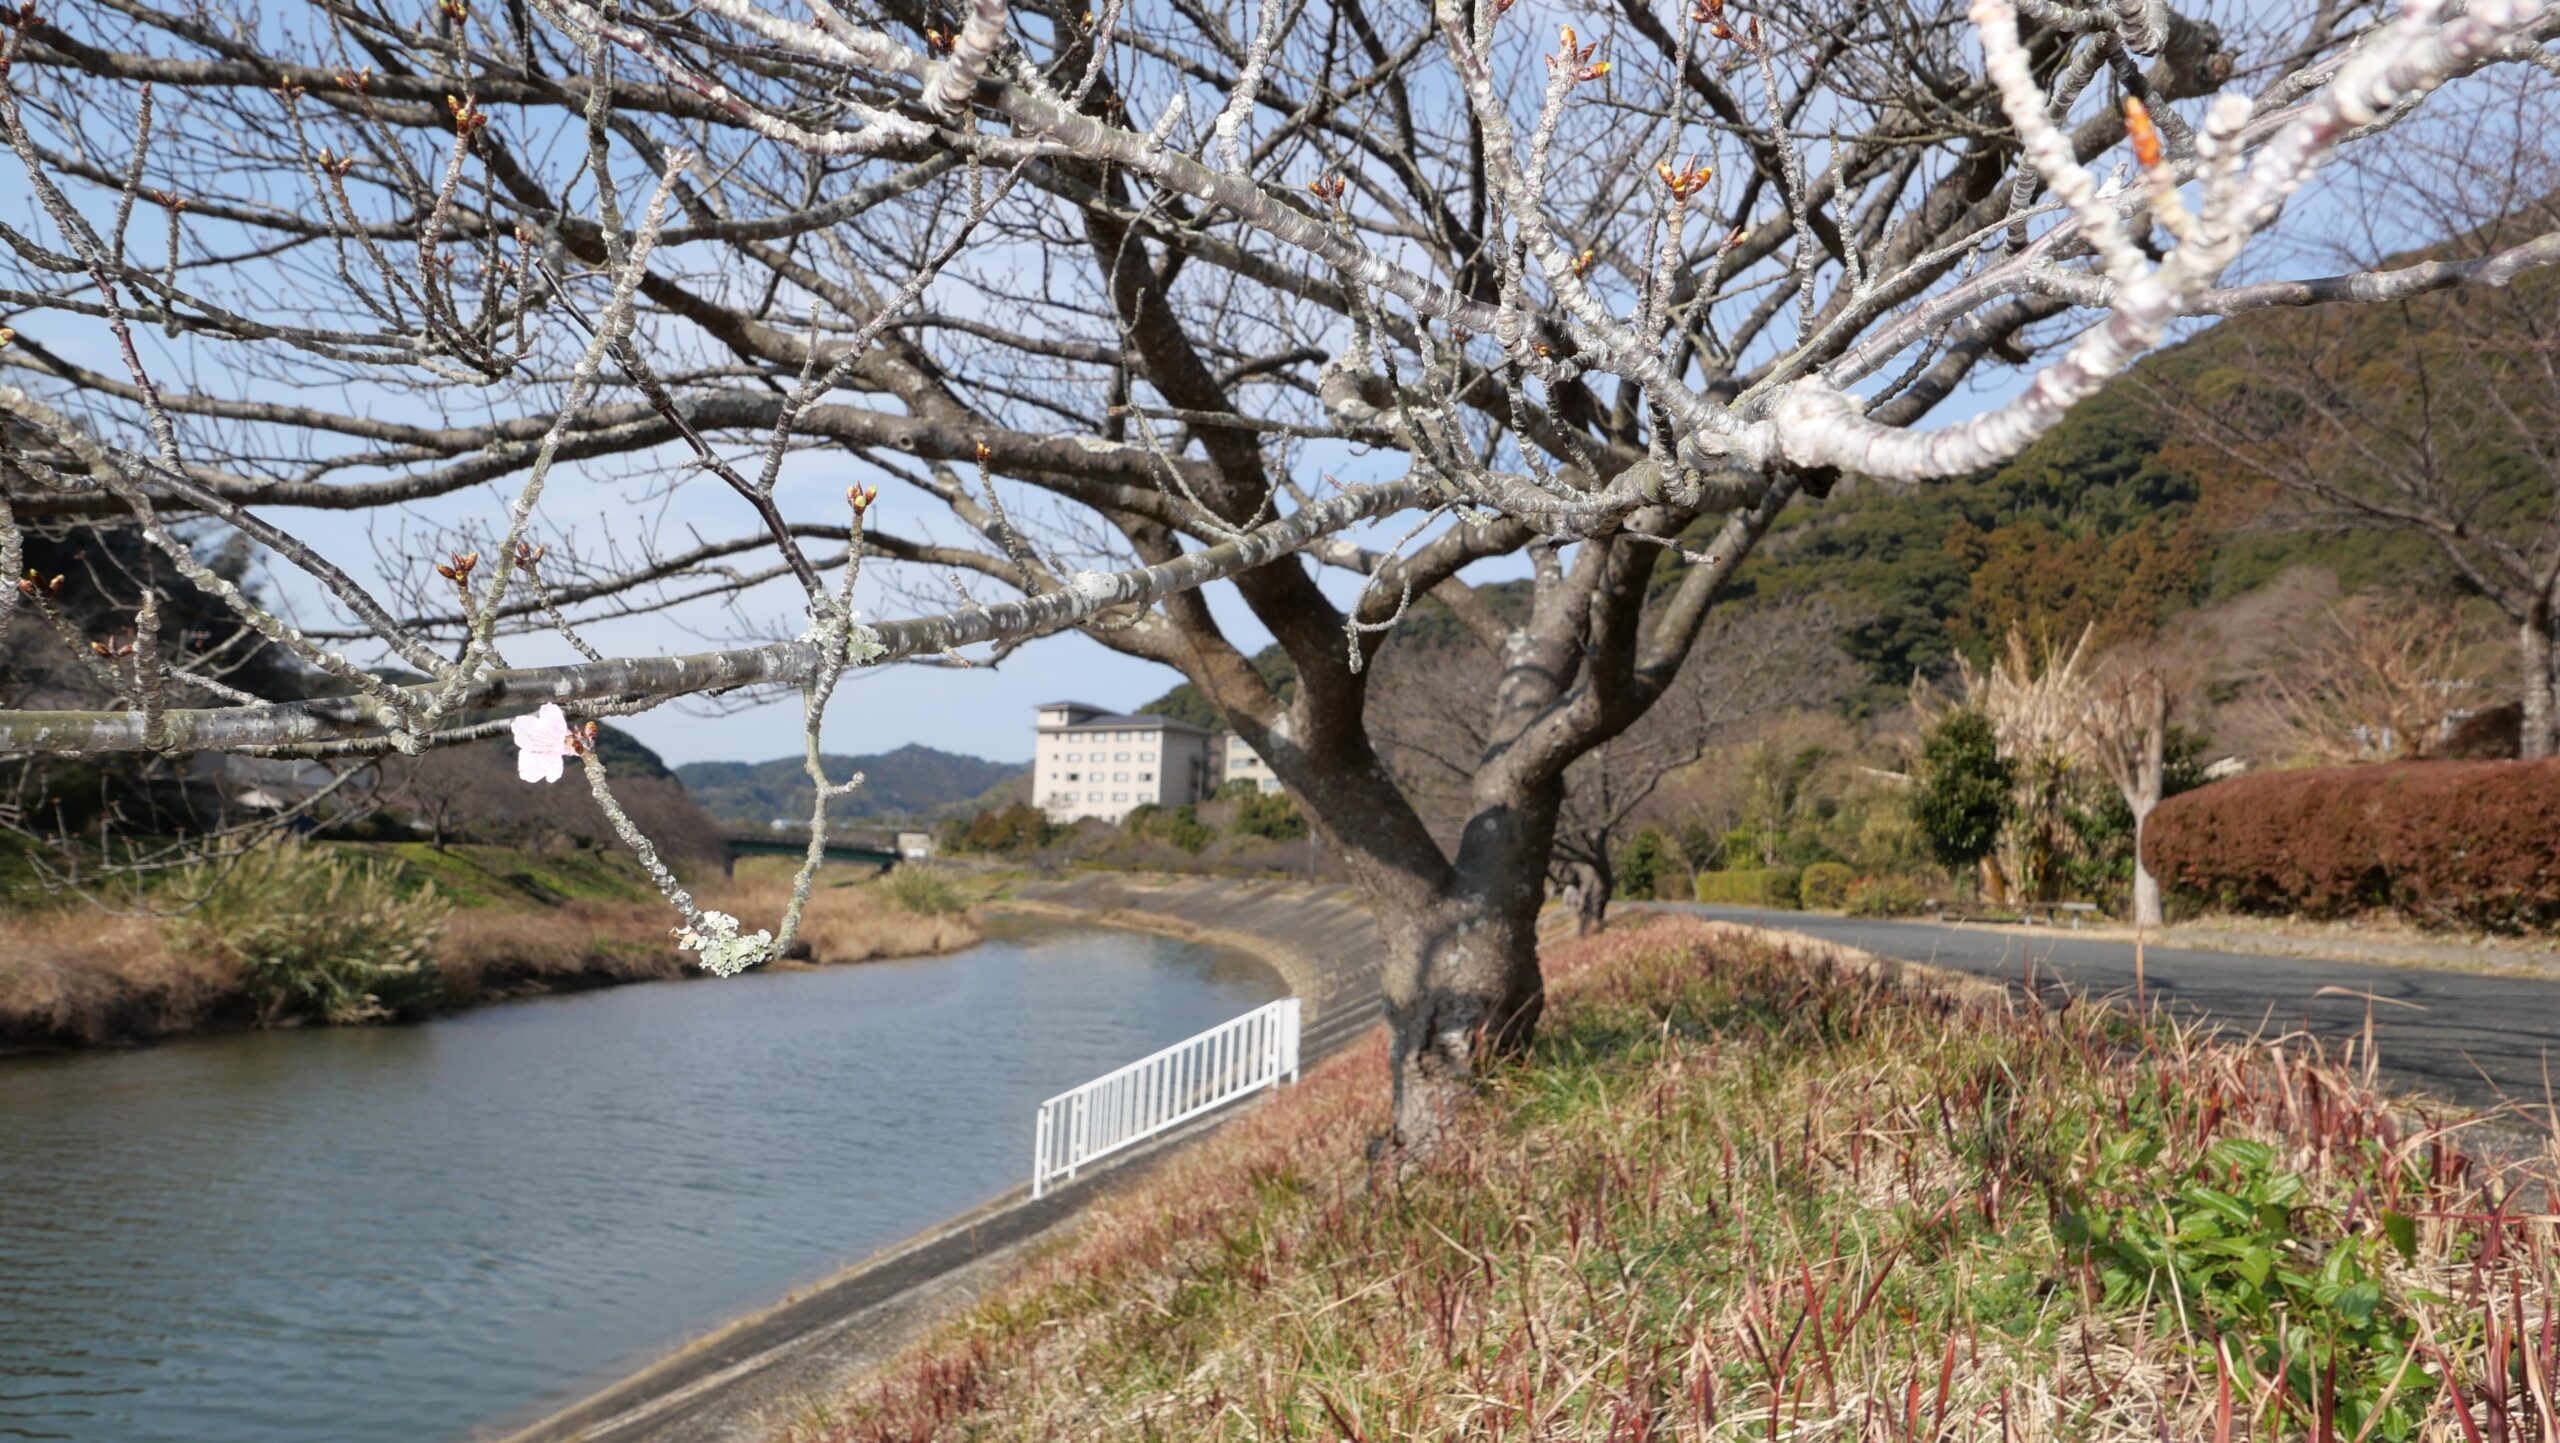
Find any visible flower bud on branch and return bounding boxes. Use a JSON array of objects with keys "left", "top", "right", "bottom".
[{"left": 1655, "top": 156, "right": 1713, "bottom": 199}]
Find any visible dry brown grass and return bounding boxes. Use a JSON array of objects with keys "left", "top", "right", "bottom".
[
  {"left": 437, "top": 876, "right": 979, "bottom": 1003},
  {"left": 706, "top": 874, "right": 982, "bottom": 966},
  {"left": 435, "top": 899, "right": 689, "bottom": 1004},
  {"left": 0, "top": 909, "right": 238, "bottom": 1047},
  {"left": 790, "top": 918, "right": 2560, "bottom": 1443},
  {"left": 2, "top": 865, "right": 980, "bottom": 1048}
]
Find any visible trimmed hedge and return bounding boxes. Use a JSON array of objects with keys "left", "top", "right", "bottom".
[
  {"left": 1798, "top": 862, "right": 1856, "bottom": 911},
  {"left": 2143, "top": 759, "right": 2560, "bottom": 931},
  {"left": 1846, "top": 875, "right": 1933, "bottom": 917},
  {"left": 1694, "top": 868, "right": 1802, "bottom": 909}
]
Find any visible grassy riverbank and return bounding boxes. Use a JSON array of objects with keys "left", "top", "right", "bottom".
[
  {"left": 0, "top": 848, "right": 979, "bottom": 1051},
  {"left": 787, "top": 916, "right": 2557, "bottom": 1443}
]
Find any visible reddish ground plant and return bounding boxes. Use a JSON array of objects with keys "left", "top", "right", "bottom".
[{"left": 785, "top": 917, "right": 2559, "bottom": 1443}]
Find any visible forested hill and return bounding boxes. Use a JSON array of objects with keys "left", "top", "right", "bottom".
[
  {"left": 675, "top": 745, "right": 1028, "bottom": 828},
  {"left": 1721, "top": 323, "right": 2439, "bottom": 710}
]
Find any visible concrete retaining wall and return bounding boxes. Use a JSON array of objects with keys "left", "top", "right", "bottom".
[{"left": 1001, "top": 873, "right": 1385, "bottom": 1045}]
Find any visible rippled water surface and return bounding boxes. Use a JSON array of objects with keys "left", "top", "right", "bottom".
[{"left": 0, "top": 917, "right": 1280, "bottom": 1443}]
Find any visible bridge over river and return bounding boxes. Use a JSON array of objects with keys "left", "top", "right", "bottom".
[{"left": 717, "top": 827, "right": 902, "bottom": 869}]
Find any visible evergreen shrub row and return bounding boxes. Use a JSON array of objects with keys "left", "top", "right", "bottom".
[{"left": 1693, "top": 868, "right": 1802, "bottom": 909}]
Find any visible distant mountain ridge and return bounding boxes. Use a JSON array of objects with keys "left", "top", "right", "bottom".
[{"left": 675, "top": 744, "right": 1029, "bottom": 828}]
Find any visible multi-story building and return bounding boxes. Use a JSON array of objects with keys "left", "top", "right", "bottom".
[
  {"left": 1221, "top": 733, "right": 1283, "bottom": 794},
  {"left": 1032, "top": 701, "right": 1217, "bottom": 823}
]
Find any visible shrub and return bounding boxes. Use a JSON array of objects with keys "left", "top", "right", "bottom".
[
  {"left": 1126, "top": 802, "right": 1214, "bottom": 854},
  {"left": 1613, "top": 828, "right": 1675, "bottom": 899},
  {"left": 2144, "top": 758, "right": 2560, "bottom": 931},
  {"left": 1796, "top": 861, "right": 1855, "bottom": 910},
  {"left": 170, "top": 844, "right": 450, "bottom": 1024},
  {"left": 1693, "top": 868, "right": 1801, "bottom": 909},
  {"left": 945, "top": 802, "right": 1056, "bottom": 855},
  {"left": 1911, "top": 709, "right": 2013, "bottom": 870},
  {"left": 882, "top": 865, "right": 966, "bottom": 917},
  {"left": 2062, "top": 1137, "right": 2427, "bottom": 1441},
  {"left": 1231, "top": 789, "right": 1307, "bottom": 841},
  {"left": 1845, "top": 874, "right": 1933, "bottom": 917}
]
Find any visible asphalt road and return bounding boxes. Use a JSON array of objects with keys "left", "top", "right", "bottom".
[{"left": 1666, "top": 905, "right": 2560, "bottom": 1118}]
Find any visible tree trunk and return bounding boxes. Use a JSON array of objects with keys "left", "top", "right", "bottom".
[
  {"left": 1376, "top": 883, "right": 1546, "bottom": 1155},
  {"left": 2522, "top": 608, "right": 2557, "bottom": 760},
  {"left": 1569, "top": 858, "right": 1610, "bottom": 935},
  {"left": 2129, "top": 693, "right": 2167, "bottom": 929},
  {"left": 2130, "top": 804, "right": 2163, "bottom": 929}
]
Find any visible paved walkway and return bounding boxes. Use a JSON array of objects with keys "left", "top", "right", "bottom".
[{"left": 1665, "top": 905, "right": 2560, "bottom": 1117}]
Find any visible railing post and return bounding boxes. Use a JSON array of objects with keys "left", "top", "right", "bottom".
[{"left": 1033, "top": 1105, "right": 1052, "bottom": 1199}]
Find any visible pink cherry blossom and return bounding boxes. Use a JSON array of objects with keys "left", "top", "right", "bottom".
[{"left": 512, "top": 702, "right": 574, "bottom": 784}]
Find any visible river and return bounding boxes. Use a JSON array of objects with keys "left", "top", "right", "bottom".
[{"left": 0, "top": 916, "right": 1282, "bottom": 1443}]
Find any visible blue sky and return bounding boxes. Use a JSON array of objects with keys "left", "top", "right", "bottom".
[{"left": 4, "top": 0, "right": 2504, "bottom": 772}]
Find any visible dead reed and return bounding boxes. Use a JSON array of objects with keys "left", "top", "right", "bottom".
[
  {"left": 0, "top": 910, "right": 237, "bottom": 1045},
  {"left": 1, "top": 862, "right": 981, "bottom": 1046}
]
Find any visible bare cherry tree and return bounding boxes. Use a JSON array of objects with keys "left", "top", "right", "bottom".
[
  {"left": 2081, "top": 646, "right": 2196, "bottom": 928},
  {"left": 2237, "top": 595, "right": 2497, "bottom": 763},
  {"left": 1, "top": 0, "right": 2554, "bottom": 1142},
  {"left": 2153, "top": 70, "right": 2560, "bottom": 755},
  {"left": 1371, "top": 600, "right": 1847, "bottom": 934}
]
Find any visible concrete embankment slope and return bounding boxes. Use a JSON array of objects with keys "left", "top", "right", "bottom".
[
  {"left": 496, "top": 875, "right": 1384, "bottom": 1443},
  {"left": 1002, "top": 873, "right": 1385, "bottom": 1053}
]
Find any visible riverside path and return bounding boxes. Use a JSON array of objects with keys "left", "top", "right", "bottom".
[{"left": 1668, "top": 904, "right": 2560, "bottom": 1118}]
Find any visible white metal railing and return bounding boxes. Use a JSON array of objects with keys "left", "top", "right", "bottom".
[{"left": 1031, "top": 997, "right": 1301, "bottom": 1198}]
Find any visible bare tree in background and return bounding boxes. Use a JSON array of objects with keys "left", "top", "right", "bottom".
[
  {"left": 1, "top": 0, "right": 2555, "bottom": 1141},
  {"left": 2239, "top": 596, "right": 2496, "bottom": 763},
  {"left": 1373, "top": 603, "right": 1849, "bottom": 935},
  {"left": 2081, "top": 644, "right": 2199, "bottom": 928},
  {"left": 2156, "top": 71, "right": 2560, "bottom": 756}
]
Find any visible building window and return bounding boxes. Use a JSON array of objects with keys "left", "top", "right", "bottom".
[
  {"left": 1113, "top": 792, "right": 1128, "bottom": 801},
  {"left": 1138, "top": 771, "right": 1153, "bottom": 781},
  {"left": 1113, "top": 771, "right": 1127, "bottom": 781}
]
